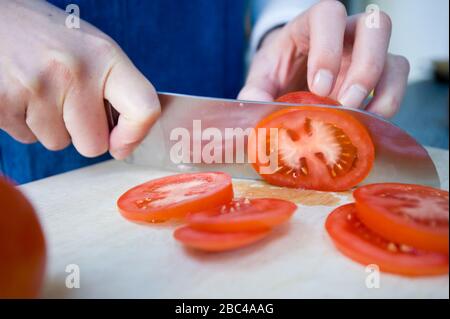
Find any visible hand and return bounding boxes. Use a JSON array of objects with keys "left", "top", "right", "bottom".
[
  {"left": 238, "top": 0, "right": 410, "bottom": 118},
  {"left": 0, "top": 0, "right": 160, "bottom": 159}
]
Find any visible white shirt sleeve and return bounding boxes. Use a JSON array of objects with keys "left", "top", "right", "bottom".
[{"left": 250, "top": 0, "right": 319, "bottom": 56}]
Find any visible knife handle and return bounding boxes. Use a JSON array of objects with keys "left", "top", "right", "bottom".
[{"left": 104, "top": 100, "right": 120, "bottom": 132}]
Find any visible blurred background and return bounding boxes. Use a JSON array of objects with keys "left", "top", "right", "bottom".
[{"left": 349, "top": 0, "right": 449, "bottom": 149}]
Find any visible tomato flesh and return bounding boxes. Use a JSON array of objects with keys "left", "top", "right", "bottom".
[
  {"left": 249, "top": 106, "right": 374, "bottom": 191},
  {"left": 276, "top": 91, "right": 340, "bottom": 106},
  {"left": 354, "top": 183, "right": 449, "bottom": 254},
  {"left": 173, "top": 226, "right": 271, "bottom": 252},
  {"left": 117, "top": 172, "right": 234, "bottom": 223},
  {"left": 326, "top": 203, "right": 449, "bottom": 276},
  {"left": 186, "top": 198, "right": 297, "bottom": 232}
]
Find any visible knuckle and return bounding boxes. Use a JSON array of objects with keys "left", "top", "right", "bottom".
[
  {"left": 317, "top": 46, "right": 342, "bottom": 61},
  {"left": 357, "top": 59, "right": 384, "bottom": 80},
  {"left": 90, "top": 35, "right": 120, "bottom": 60},
  {"left": 366, "top": 57, "right": 385, "bottom": 76},
  {"left": 43, "top": 52, "right": 81, "bottom": 85}
]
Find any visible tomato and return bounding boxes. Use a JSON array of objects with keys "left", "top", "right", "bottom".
[
  {"left": 354, "top": 183, "right": 449, "bottom": 254},
  {"left": 0, "top": 177, "right": 46, "bottom": 298},
  {"left": 117, "top": 172, "right": 234, "bottom": 223},
  {"left": 276, "top": 91, "right": 340, "bottom": 106},
  {"left": 173, "top": 226, "right": 271, "bottom": 252},
  {"left": 186, "top": 198, "right": 297, "bottom": 232},
  {"left": 325, "top": 203, "right": 448, "bottom": 276},
  {"left": 249, "top": 106, "right": 375, "bottom": 191}
]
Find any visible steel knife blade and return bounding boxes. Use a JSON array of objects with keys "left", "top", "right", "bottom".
[{"left": 105, "top": 92, "right": 440, "bottom": 188}]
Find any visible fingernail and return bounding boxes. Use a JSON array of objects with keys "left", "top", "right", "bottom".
[
  {"left": 339, "top": 84, "right": 368, "bottom": 108},
  {"left": 312, "top": 69, "right": 334, "bottom": 96}
]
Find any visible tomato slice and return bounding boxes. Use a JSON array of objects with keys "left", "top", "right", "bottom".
[
  {"left": 186, "top": 198, "right": 297, "bottom": 232},
  {"left": 354, "top": 183, "right": 449, "bottom": 254},
  {"left": 117, "top": 172, "right": 233, "bottom": 223},
  {"left": 276, "top": 91, "right": 340, "bottom": 106},
  {"left": 326, "top": 203, "right": 449, "bottom": 276},
  {"left": 173, "top": 226, "right": 271, "bottom": 252},
  {"left": 249, "top": 106, "right": 375, "bottom": 191}
]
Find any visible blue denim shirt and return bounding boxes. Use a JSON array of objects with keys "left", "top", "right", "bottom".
[{"left": 0, "top": 0, "right": 246, "bottom": 184}]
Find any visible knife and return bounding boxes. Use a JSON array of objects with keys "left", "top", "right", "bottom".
[{"left": 104, "top": 92, "right": 440, "bottom": 188}]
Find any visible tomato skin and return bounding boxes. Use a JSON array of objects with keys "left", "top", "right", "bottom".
[
  {"left": 326, "top": 204, "right": 449, "bottom": 277},
  {"left": 276, "top": 91, "right": 340, "bottom": 106},
  {"left": 117, "top": 172, "right": 234, "bottom": 223},
  {"left": 186, "top": 198, "right": 297, "bottom": 232},
  {"left": 173, "top": 226, "right": 271, "bottom": 252},
  {"left": 354, "top": 183, "right": 449, "bottom": 254},
  {"left": 0, "top": 178, "right": 46, "bottom": 298},
  {"left": 249, "top": 106, "right": 375, "bottom": 191}
]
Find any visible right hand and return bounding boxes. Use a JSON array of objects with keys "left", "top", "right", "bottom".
[{"left": 0, "top": 0, "right": 160, "bottom": 159}]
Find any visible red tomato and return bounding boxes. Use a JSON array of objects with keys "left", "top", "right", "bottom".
[
  {"left": 354, "top": 183, "right": 449, "bottom": 254},
  {"left": 117, "top": 172, "right": 234, "bottom": 223},
  {"left": 249, "top": 106, "right": 375, "bottom": 191},
  {"left": 173, "top": 226, "right": 271, "bottom": 252},
  {"left": 186, "top": 198, "right": 297, "bottom": 232},
  {"left": 276, "top": 91, "right": 340, "bottom": 106},
  {"left": 0, "top": 177, "right": 46, "bottom": 298},
  {"left": 325, "top": 203, "right": 449, "bottom": 277}
]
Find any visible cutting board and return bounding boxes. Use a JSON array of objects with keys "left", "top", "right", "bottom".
[{"left": 19, "top": 147, "right": 449, "bottom": 298}]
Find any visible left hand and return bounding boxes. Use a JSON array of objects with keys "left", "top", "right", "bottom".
[{"left": 238, "top": 1, "right": 410, "bottom": 118}]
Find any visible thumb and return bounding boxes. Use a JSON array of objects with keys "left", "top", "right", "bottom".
[{"left": 104, "top": 53, "right": 160, "bottom": 160}]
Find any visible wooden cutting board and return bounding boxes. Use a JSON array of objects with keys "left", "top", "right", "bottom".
[{"left": 19, "top": 147, "right": 449, "bottom": 298}]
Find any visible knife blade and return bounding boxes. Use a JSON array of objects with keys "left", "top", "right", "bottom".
[{"left": 105, "top": 92, "right": 440, "bottom": 188}]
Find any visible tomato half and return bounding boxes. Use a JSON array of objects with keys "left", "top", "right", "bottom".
[
  {"left": 325, "top": 203, "right": 449, "bottom": 276},
  {"left": 0, "top": 177, "right": 46, "bottom": 298},
  {"left": 354, "top": 183, "right": 449, "bottom": 254},
  {"left": 117, "top": 172, "right": 234, "bottom": 223},
  {"left": 186, "top": 198, "right": 297, "bottom": 232},
  {"left": 249, "top": 106, "right": 375, "bottom": 191},
  {"left": 276, "top": 91, "right": 340, "bottom": 106},
  {"left": 173, "top": 226, "right": 271, "bottom": 252}
]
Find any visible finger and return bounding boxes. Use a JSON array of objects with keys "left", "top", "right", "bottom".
[
  {"left": 63, "top": 84, "right": 109, "bottom": 157},
  {"left": 365, "top": 54, "right": 410, "bottom": 118},
  {"left": 239, "top": 1, "right": 347, "bottom": 101},
  {"left": 238, "top": 51, "right": 279, "bottom": 101},
  {"left": 105, "top": 53, "right": 160, "bottom": 160},
  {"left": 26, "top": 98, "right": 71, "bottom": 150},
  {"left": 300, "top": 0, "right": 348, "bottom": 96},
  {"left": 338, "top": 11, "right": 392, "bottom": 108},
  {"left": 0, "top": 81, "right": 36, "bottom": 144},
  {"left": 0, "top": 104, "right": 36, "bottom": 144}
]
